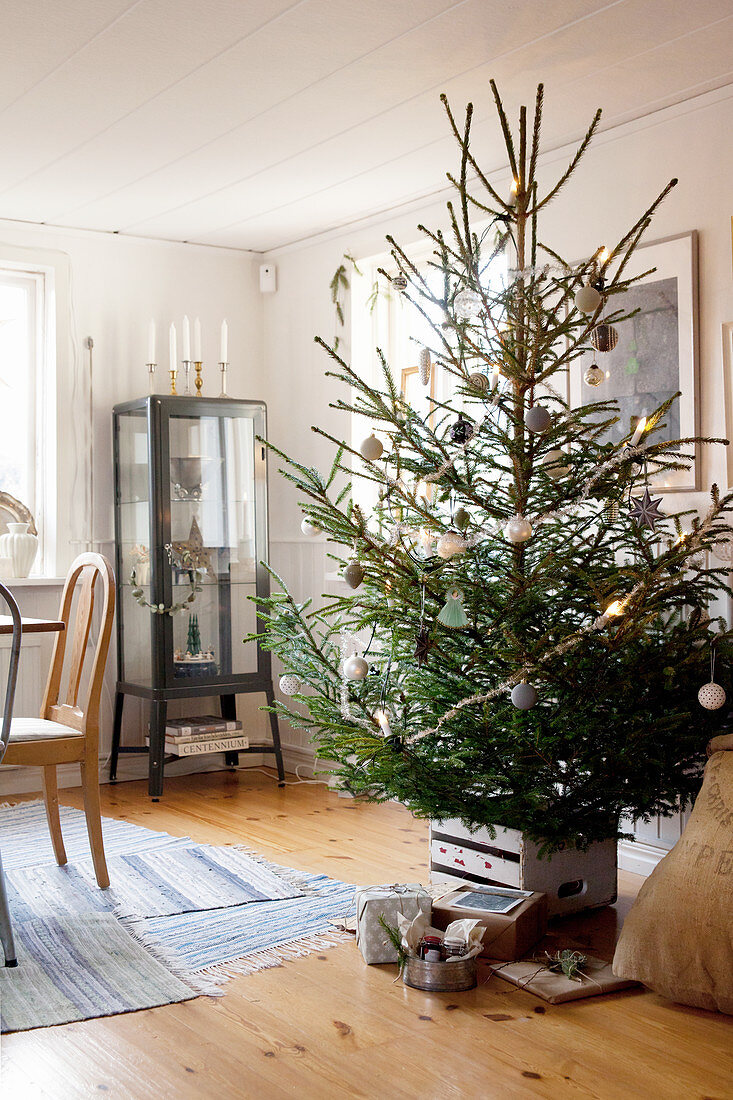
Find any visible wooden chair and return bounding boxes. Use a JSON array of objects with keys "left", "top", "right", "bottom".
[{"left": 2, "top": 553, "right": 116, "bottom": 889}]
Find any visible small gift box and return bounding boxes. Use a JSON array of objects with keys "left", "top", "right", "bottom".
[
  {"left": 355, "top": 883, "right": 432, "bottom": 964},
  {"left": 431, "top": 884, "right": 547, "bottom": 961}
]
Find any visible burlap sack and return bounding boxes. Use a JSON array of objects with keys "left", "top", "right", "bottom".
[{"left": 613, "top": 750, "right": 733, "bottom": 1013}]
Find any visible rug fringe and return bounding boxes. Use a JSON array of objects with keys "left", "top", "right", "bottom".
[
  {"left": 121, "top": 921, "right": 227, "bottom": 997},
  {"left": 190, "top": 928, "right": 351, "bottom": 980}
]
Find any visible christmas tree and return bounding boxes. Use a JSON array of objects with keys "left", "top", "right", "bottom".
[{"left": 251, "top": 82, "right": 733, "bottom": 853}]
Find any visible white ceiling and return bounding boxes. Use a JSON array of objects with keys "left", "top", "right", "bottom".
[{"left": 0, "top": 0, "right": 731, "bottom": 253}]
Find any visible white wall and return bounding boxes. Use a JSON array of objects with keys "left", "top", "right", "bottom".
[
  {"left": 0, "top": 222, "right": 267, "bottom": 795},
  {"left": 260, "top": 86, "right": 733, "bottom": 801}
]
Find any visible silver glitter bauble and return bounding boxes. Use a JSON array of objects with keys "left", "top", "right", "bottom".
[
  {"left": 503, "top": 515, "right": 533, "bottom": 544},
  {"left": 712, "top": 536, "right": 733, "bottom": 564},
  {"left": 344, "top": 655, "right": 369, "bottom": 681},
  {"left": 300, "top": 517, "right": 322, "bottom": 537},
  {"left": 584, "top": 362, "right": 605, "bottom": 387},
  {"left": 454, "top": 288, "right": 482, "bottom": 320},
  {"left": 359, "top": 433, "right": 384, "bottom": 461},
  {"left": 525, "top": 405, "right": 552, "bottom": 434},
  {"left": 541, "top": 448, "right": 570, "bottom": 480},
  {"left": 574, "top": 284, "right": 602, "bottom": 313},
  {"left": 436, "top": 531, "right": 467, "bottom": 559},
  {"left": 511, "top": 682, "right": 538, "bottom": 709},
  {"left": 698, "top": 682, "right": 726, "bottom": 711},
  {"left": 279, "top": 674, "right": 301, "bottom": 696},
  {"left": 590, "top": 324, "right": 619, "bottom": 353},
  {"left": 392, "top": 274, "right": 408, "bottom": 291}
]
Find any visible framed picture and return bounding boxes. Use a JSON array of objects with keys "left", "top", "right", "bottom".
[{"left": 569, "top": 232, "right": 699, "bottom": 492}]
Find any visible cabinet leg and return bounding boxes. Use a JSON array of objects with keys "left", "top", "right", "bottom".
[
  {"left": 265, "top": 682, "right": 286, "bottom": 786},
  {"left": 148, "top": 700, "right": 167, "bottom": 799},
  {"left": 220, "top": 695, "right": 239, "bottom": 767},
  {"left": 109, "top": 691, "right": 124, "bottom": 782}
]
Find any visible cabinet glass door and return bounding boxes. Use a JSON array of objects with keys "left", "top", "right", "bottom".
[
  {"left": 167, "top": 411, "right": 258, "bottom": 685},
  {"left": 116, "top": 408, "right": 154, "bottom": 686}
]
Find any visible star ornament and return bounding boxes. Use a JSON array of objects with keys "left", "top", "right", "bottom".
[
  {"left": 414, "top": 626, "right": 434, "bottom": 666},
  {"left": 629, "top": 487, "right": 665, "bottom": 532}
]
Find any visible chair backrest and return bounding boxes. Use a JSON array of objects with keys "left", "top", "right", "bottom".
[
  {"left": 42, "top": 553, "right": 115, "bottom": 746},
  {"left": 0, "top": 582, "right": 21, "bottom": 762}
]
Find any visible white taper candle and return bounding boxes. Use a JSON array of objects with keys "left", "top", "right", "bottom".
[{"left": 220, "top": 319, "right": 228, "bottom": 362}]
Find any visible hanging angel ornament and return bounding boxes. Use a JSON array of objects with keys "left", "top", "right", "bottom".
[{"left": 437, "top": 587, "right": 469, "bottom": 630}]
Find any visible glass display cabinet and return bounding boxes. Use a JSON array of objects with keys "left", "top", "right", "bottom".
[{"left": 109, "top": 395, "right": 284, "bottom": 798}]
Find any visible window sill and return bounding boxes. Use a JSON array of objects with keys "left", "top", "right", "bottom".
[{"left": 2, "top": 577, "right": 66, "bottom": 587}]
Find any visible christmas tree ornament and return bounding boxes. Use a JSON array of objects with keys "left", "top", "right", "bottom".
[
  {"left": 698, "top": 681, "right": 726, "bottom": 710},
  {"left": 629, "top": 487, "right": 665, "bottom": 532},
  {"left": 343, "top": 560, "right": 365, "bottom": 589},
  {"left": 437, "top": 587, "right": 469, "bottom": 629},
  {"left": 418, "top": 348, "right": 431, "bottom": 386},
  {"left": 583, "top": 362, "right": 605, "bottom": 387},
  {"left": 454, "top": 288, "right": 482, "bottom": 320},
  {"left": 436, "top": 530, "right": 467, "bottom": 559},
  {"left": 301, "top": 517, "right": 322, "bottom": 537},
  {"left": 344, "top": 655, "right": 369, "bottom": 681},
  {"left": 279, "top": 673, "right": 301, "bottom": 696},
  {"left": 591, "top": 323, "right": 619, "bottom": 353},
  {"left": 511, "top": 681, "right": 538, "bottom": 709},
  {"left": 698, "top": 649, "right": 726, "bottom": 710},
  {"left": 525, "top": 405, "right": 552, "bottom": 434},
  {"left": 450, "top": 414, "right": 475, "bottom": 443},
  {"left": 418, "top": 527, "right": 436, "bottom": 554},
  {"left": 575, "top": 283, "right": 602, "bottom": 313},
  {"left": 503, "top": 515, "right": 533, "bottom": 544},
  {"left": 468, "top": 371, "right": 490, "bottom": 393},
  {"left": 359, "top": 433, "right": 384, "bottom": 461},
  {"left": 453, "top": 507, "right": 470, "bottom": 531},
  {"left": 414, "top": 625, "right": 433, "bottom": 666},
  {"left": 541, "top": 449, "right": 570, "bottom": 479},
  {"left": 392, "top": 274, "right": 408, "bottom": 291}
]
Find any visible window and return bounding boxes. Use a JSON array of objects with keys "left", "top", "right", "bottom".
[{"left": 0, "top": 263, "right": 52, "bottom": 573}]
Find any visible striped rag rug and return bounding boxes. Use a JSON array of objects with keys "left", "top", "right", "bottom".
[{"left": 0, "top": 800, "right": 353, "bottom": 1032}]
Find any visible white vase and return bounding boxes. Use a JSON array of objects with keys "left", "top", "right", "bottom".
[{"left": 0, "top": 522, "right": 38, "bottom": 578}]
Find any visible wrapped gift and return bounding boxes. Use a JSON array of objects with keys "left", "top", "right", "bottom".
[
  {"left": 355, "top": 883, "right": 432, "bottom": 964},
  {"left": 490, "top": 954, "right": 637, "bottom": 1003},
  {"left": 431, "top": 883, "right": 547, "bottom": 961}
]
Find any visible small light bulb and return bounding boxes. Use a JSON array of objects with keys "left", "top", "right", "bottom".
[
  {"left": 599, "top": 247, "right": 609, "bottom": 263},
  {"left": 605, "top": 599, "right": 625, "bottom": 618},
  {"left": 374, "top": 709, "right": 392, "bottom": 737}
]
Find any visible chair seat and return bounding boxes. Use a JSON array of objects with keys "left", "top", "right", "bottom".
[{"left": 8, "top": 718, "right": 83, "bottom": 742}]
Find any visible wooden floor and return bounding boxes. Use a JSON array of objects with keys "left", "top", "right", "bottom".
[{"left": 2, "top": 770, "right": 732, "bottom": 1100}]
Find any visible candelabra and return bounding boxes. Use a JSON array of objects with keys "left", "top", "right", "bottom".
[
  {"left": 147, "top": 363, "right": 156, "bottom": 394},
  {"left": 219, "top": 361, "right": 229, "bottom": 397},
  {"left": 194, "top": 361, "right": 203, "bottom": 396},
  {"left": 169, "top": 366, "right": 177, "bottom": 395},
  {"left": 182, "top": 360, "right": 193, "bottom": 396}
]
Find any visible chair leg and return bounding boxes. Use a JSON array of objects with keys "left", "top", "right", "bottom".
[
  {"left": 80, "top": 758, "right": 109, "bottom": 889},
  {"left": 0, "top": 852, "right": 17, "bottom": 966},
  {"left": 42, "top": 765, "right": 67, "bottom": 867}
]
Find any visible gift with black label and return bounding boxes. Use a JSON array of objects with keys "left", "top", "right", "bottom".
[{"left": 431, "top": 883, "right": 547, "bottom": 961}]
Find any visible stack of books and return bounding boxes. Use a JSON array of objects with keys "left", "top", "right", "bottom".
[{"left": 146, "top": 715, "right": 249, "bottom": 756}]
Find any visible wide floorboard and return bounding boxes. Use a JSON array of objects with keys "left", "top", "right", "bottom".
[{"left": 3, "top": 770, "right": 732, "bottom": 1099}]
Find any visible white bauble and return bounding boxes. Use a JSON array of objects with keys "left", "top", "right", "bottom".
[
  {"left": 359, "top": 433, "right": 384, "bottom": 461},
  {"left": 301, "top": 517, "right": 322, "bottom": 537},
  {"left": 541, "top": 449, "right": 570, "bottom": 480},
  {"left": 525, "top": 406, "right": 552, "bottom": 434},
  {"left": 436, "top": 531, "right": 467, "bottom": 560},
  {"left": 392, "top": 274, "right": 408, "bottom": 291},
  {"left": 511, "top": 682, "right": 537, "bottom": 710},
  {"left": 698, "top": 682, "right": 726, "bottom": 711},
  {"left": 279, "top": 674, "right": 301, "bottom": 696},
  {"left": 344, "top": 655, "right": 369, "bottom": 681},
  {"left": 503, "top": 515, "right": 533, "bottom": 544},
  {"left": 574, "top": 284, "right": 602, "bottom": 313},
  {"left": 454, "top": 288, "right": 482, "bottom": 320}
]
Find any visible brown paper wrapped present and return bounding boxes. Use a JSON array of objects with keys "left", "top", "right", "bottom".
[
  {"left": 490, "top": 954, "right": 637, "bottom": 1003},
  {"left": 431, "top": 884, "right": 547, "bottom": 961}
]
